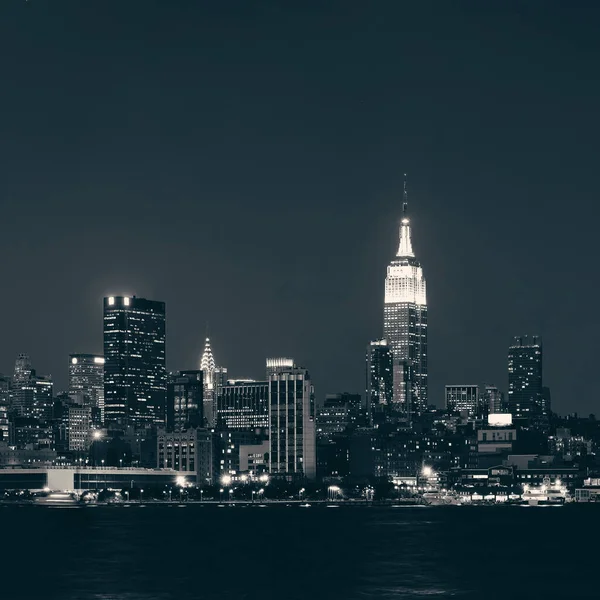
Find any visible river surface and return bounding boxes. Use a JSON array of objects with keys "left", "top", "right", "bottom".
[{"left": 0, "top": 503, "right": 596, "bottom": 599}]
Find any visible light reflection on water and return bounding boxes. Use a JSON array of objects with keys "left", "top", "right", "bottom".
[{"left": 0, "top": 505, "right": 597, "bottom": 600}]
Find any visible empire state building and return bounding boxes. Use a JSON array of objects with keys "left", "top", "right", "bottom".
[{"left": 383, "top": 176, "right": 428, "bottom": 419}]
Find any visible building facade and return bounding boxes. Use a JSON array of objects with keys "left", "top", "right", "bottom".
[
  {"left": 383, "top": 177, "right": 427, "bottom": 420},
  {"left": 166, "top": 370, "right": 203, "bottom": 432},
  {"left": 366, "top": 339, "right": 393, "bottom": 424},
  {"left": 12, "top": 354, "right": 32, "bottom": 388},
  {"left": 483, "top": 385, "right": 504, "bottom": 415},
  {"left": 103, "top": 296, "right": 166, "bottom": 427},
  {"left": 268, "top": 367, "right": 316, "bottom": 479},
  {"left": 157, "top": 428, "right": 214, "bottom": 484},
  {"left": 445, "top": 385, "right": 479, "bottom": 418},
  {"left": 266, "top": 358, "right": 295, "bottom": 380},
  {"left": 69, "top": 354, "right": 105, "bottom": 418},
  {"left": 12, "top": 376, "right": 53, "bottom": 421},
  {"left": 508, "top": 336, "right": 543, "bottom": 424},
  {"left": 68, "top": 405, "right": 93, "bottom": 452},
  {"left": 218, "top": 380, "right": 269, "bottom": 430}
]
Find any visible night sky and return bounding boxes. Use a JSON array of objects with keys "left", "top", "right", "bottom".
[{"left": 1, "top": 1, "right": 599, "bottom": 414}]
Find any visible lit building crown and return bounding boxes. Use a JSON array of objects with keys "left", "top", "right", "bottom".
[
  {"left": 200, "top": 338, "right": 216, "bottom": 388},
  {"left": 385, "top": 176, "right": 426, "bottom": 305}
]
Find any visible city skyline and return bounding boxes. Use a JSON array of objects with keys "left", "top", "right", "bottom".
[
  {"left": 1, "top": 3, "right": 600, "bottom": 414},
  {"left": 1, "top": 4, "right": 600, "bottom": 600}
]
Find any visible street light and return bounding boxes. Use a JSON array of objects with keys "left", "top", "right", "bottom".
[
  {"left": 299, "top": 488, "right": 305, "bottom": 501},
  {"left": 140, "top": 489, "right": 144, "bottom": 503},
  {"left": 228, "top": 488, "right": 234, "bottom": 501},
  {"left": 219, "top": 488, "right": 224, "bottom": 502},
  {"left": 328, "top": 485, "right": 341, "bottom": 501},
  {"left": 259, "top": 474, "right": 269, "bottom": 483},
  {"left": 221, "top": 474, "right": 232, "bottom": 486}
]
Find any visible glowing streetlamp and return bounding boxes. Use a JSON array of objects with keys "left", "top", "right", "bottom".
[{"left": 328, "top": 485, "right": 341, "bottom": 501}]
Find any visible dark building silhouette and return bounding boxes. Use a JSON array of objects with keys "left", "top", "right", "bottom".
[
  {"left": 166, "top": 370, "right": 203, "bottom": 432},
  {"left": 103, "top": 296, "right": 166, "bottom": 428},
  {"left": 366, "top": 339, "right": 393, "bottom": 425},
  {"left": 508, "top": 336, "right": 543, "bottom": 425}
]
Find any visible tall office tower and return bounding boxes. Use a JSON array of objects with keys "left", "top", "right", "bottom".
[
  {"left": 13, "top": 376, "right": 53, "bottom": 421},
  {"left": 69, "top": 354, "right": 105, "bottom": 417},
  {"left": 103, "top": 296, "right": 167, "bottom": 427},
  {"left": 166, "top": 370, "right": 203, "bottom": 432},
  {"left": 218, "top": 380, "right": 269, "bottom": 430},
  {"left": 12, "top": 354, "right": 32, "bottom": 387},
  {"left": 508, "top": 336, "right": 543, "bottom": 424},
  {"left": 266, "top": 358, "right": 295, "bottom": 380},
  {"left": 268, "top": 367, "right": 316, "bottom": 479},
  {"left": 383, "top": 176, "right": 427, "bottom": 420},
  {"left": 445, "top": 385, "right": 479, "bottom": 418},
  {"left": 200, "top": 338, "right": 217, "bottom": 427},
  {"left": 366, "top": 339, "right": 393, "bottom": 425},
  {"left": 483, "top": 385, "right": 504, "bottom": 415}
]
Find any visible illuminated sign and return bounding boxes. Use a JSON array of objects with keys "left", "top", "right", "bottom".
[{"left": 488, "top": 413, "right": 513, "bottom": 427}]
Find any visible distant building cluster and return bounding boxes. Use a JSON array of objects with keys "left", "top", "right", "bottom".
[{"left": 1, "top": 176, "right": 599, "bottom": 503}]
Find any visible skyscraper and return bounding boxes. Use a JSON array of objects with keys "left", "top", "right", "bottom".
[
  {"left": 103, "top": 296, "right": 166, "bottom": 427},
  {"left": 12, "top": 354, "right": 32, "bottom": 388},
  {"left": 508, "top": 336, "right": 543, "bottom": 424},
  {"left": 69, "top": 354, "right": 105, "bottom": 417},
  {"left": 383, "top": 176, "right": 427, "bottom": 419},
  {"left": 14, "top": 376, "right": 53, "bottom": 421},
  {"left": 268, "top": 367, "right": 316, "bottom": 479},
  {"left": 8, "top": 355, "right": 53, "bottom": 422},
  {"left": 366, "top": 339, "right": 393, "bottom": 425},
  {"left": 200, "top": 338, "right": 216, "bottom": 427}
]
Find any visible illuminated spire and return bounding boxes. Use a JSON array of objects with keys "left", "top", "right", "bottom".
[
  {"left": 200, "top": 338, "right": 215, "bottom": 388},
  {"left": 397, "top": 173, "right": 415, "bottom": 258}
]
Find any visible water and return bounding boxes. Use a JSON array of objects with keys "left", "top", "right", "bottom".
[{"left": 0, "top": 504, "right": 597, "bottom": 599}]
